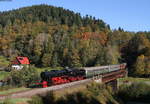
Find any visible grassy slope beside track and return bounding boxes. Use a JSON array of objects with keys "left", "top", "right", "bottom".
[
  {"left": 0, "top": 87, "right": 30, "bottom": 95},
  {"left": 119, "top": 77, "right": 150, "bottom": 82},
  {"left": 0, "top": 71, "right": 10, "bottom": 80},
  {"left": 0, "top": 98, "right": 30, "bottom": 104},
  {"left": 118, "top": 77, "right": 150, "bottom": 86}
]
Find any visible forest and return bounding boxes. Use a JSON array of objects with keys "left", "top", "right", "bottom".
[{"left": 0, "top": 4, "right": 150, "bottom": 77}]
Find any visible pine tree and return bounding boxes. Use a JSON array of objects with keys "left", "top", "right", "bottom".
[
  {"left": 51, "top": 52, "right": 59, "bottom": 67},
  {"left": 42, "top": 53, "right": 52, "bottom": 67}
]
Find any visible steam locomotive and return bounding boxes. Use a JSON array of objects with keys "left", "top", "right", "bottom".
[{"left": 40, "top": 63, "right": 126, "bottom": 87}]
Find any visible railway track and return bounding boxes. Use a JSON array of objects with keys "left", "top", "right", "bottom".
[
  {"left": 0, "top": 78, "right": 92, "bottom": 100},
  {"left": 0, "top": 69, "right": 127, "bottom": 100}
]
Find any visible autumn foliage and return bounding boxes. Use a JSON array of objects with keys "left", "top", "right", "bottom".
[{"left": 0, "top": 5, "right": 150, "bottom": 76}]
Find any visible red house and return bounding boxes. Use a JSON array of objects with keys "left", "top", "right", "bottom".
[{"left": 11, "top": 57, "right": 30, "bottom": 70}]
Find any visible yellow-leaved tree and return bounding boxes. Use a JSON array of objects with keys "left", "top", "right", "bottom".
[{"left": 133, "top": 55, "right": 145, "bottom": 76}]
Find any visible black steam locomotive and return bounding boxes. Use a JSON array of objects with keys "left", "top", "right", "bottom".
[{"left": 40, "top": 68, "right": 85, "bottom": 87}]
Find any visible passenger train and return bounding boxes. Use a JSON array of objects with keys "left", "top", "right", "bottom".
[{"left": 40, "top": 63, "right": 126, "bottom": 87}]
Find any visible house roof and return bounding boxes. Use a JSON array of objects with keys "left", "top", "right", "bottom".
[{"left": 16, "top": 57, "right": 30, "bottom": 64}]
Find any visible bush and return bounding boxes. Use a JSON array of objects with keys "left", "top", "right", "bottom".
[
  {"left": 86, "top": 83, "right": 118, "bottom": 104},
  {"left": 28, "top": 91, "right": 55, "bottom": 104},
  {"left": 57, "top": 83, "right": 118, "bottom": 104},
  {"left": 57, "top": 91, "right": 98, "bottom": 104},
  {"left": 29, "top": 83, "right": 119, "bottom": 104},
  {"left": 28, "top": 96, "right": 43, "bottom": 104},
  {"left": 9, "top": 65, "right": 40, "bottom": 87},
  {"left": 117, "top": 82, "right": 150, "bottom": 103}
]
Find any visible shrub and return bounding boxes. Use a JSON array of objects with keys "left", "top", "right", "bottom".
[
  {"left": 9, "top": 65, "right": 40, "bottom": 87},
  {"left": 28, "top": 91, "right": 56, "bottom": 104},
  {"left": 86, "top": 83, "right": 118, "bottom": 104},
  {"left": 30, "top": 83, "right": 119, "bottom": 104},
  {"left": 28, "top": 96, "right": 43, "bottom": 104},
  {"left": 117, "top": 82, "right": 150, "bottom": 103}
]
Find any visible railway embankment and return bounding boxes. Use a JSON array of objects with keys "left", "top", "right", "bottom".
[{"left": 0, "top": 78, "right": 92, "bottom": 100}]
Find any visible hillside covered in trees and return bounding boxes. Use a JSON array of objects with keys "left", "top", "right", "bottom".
[{"left": 0, "top": 5, "right": 150, "bottom": 77}]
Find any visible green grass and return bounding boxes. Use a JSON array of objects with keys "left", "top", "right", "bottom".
[
  {"left": 0, "top": 87, "right": 30, "bottom": 95},
  {"left": 119, "top": 77, "right": 150, "bottom": 83},
  {"left": 0, "top": 71, "right": 10, "bottom": 80},
  {"left": 0, "top": 98, "right": 30, "bottom": 104},
  {"left": 35, "top": 67, "right": 63, "bottom": 73}
]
